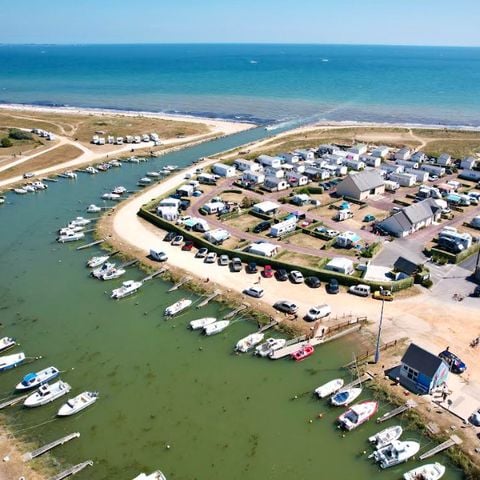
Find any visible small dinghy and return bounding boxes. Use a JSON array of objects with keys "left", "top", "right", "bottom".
[
  {"left": 102, "top": 193, "right": 120, "bottom": 200},
  {"left": 164, "top": 298, "right": 192, "bottom": 316},
  {"left": 337, "top": 400, "right": 378, "bottom": 430},
  {"left": 57, "top": 391, "right": 99, "bottom": 416},
  {"left": 315, "top": 378, "right": 344, "bottom": 398},
  {"left": 203, "top": 320, "right": 230, "bottom": 336},
  {"left": 371, "top": 439, "right": 420, "bottom": 469},
  {"left": 330, "top": 387, "right": 363, "bottom": 407},
  {"left": 16, "top": 367, "right": 60, "bottom": 391},
  {"left": 133, "top": 471, "right": 167, "bottom": 480},
  {"left": 87, "top": 255, "right": 109, "bottom": 268},
  {"left": 0, "top": 352, "right": 25, "bottom": 372},
  {"left": 369, "top": 425, "right": 403, "bottom": 449},
  {"left": 101, "top": 267, "right": 126, "bottom": 281},
  {"left": 0, "top": 337, "right": 16, "bottom": 353},
  {"left": 111, "top": 280, "right": 142, "bottom": 299},
  {"left": 255, "top": 338, "right": 286, "bottom": 357},
  {"left": 403, "top": 462, "right": 446, "bottom": 480},
  {"left": 291, "top": 345, "right": 315, "bottom": 361},
  {"left": 87, "top": 204, "right": 102, "bottom": 213},
  {"left": 189, "top": 317, "right": 216, "bottom": 330},
  {"left": 24, "top": 381, "right": 71, "bottom": 407},
  {"left": 235, "top": 333, "right": 264, "bottom": 353}
]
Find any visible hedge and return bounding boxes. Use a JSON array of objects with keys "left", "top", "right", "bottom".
[{"left": 429, "top": 243, "right": 480, "bottom": 264}]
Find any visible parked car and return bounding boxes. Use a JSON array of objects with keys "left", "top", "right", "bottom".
[
  {"left": 273, "top": 300, "right": 298, "bottom": 314},
  {"left": 205, "top": 252, "right": 217, "bottom": 264},
  {"left": 149, "top": 249, "right": 168, "bottom": 262},
  {"left": 244, "top": 286, "right": 264, "bottom": 298},
  {"left": 195, "top": 248, "right": 208, "bottom": 258},
  {"left": 469, "top": 408, "right": 480, "bottom": 426},
  {"left": 438, "top": 349, "right": 466, "bottom": 374},
  {"left": 231, "top": 257, "right": 243, "bottom": 272},
  {"left": 304, "top": 304, "right": 331, "bottom": 321},
  {"left": 373, "top": 289, "right": 394, "bottom": 301},
  {"left": 253, "top": 221, "right": 271, "bottom": 234},
  {"left": 348, "top": 284, "right": 371, "bottom": 297},
  {"left": 182, "top": 241, "right": 194, "bottom": 251},
  {"left": 176, "top": 215, "right": 191, "bottom": 225},
  {"left": 275, "top": 269, "right": 289, "bottom": 281},
  {"left": 326, "top": 278, "right": 339, "bottom": 294},
  {"left": 23, "top": 172, "right": 35, "bottom": 179},
  {"left": 471, "top": 285, "right": 480, "bottom": 297},
  {"left": 263, "top": 265, "right": 274, "bottom": 278},
  {"left": 289, "top": 270, "right": 304, "bottom": 284},
  {"left": 218, "top": 254, "right": 229, "bottom": 266},
  {"left": 171, "top": 235, "right": 184, "bottom": 246},
  {"left": 305, "top": 276, "right": 321, "bottom": 288},
  {"left": 164, "top": 231, "right": 176, "bottom": 242},
  {"left": 246, "top": 262, "right": 258, "bottom": 274}
]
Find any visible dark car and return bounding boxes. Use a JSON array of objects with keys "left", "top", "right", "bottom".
[
  {"left": 326, "top": 278, "right": 340, "bottom": 294},
  {"left": 273, "top": 300, "right": 298, "bottom": 315},
  {"left": 275, "top": 269, "right": 289, "bottom": 281},
  {"left": 471, "top": 285, "right": 480, "bottom": 297},
  {"left": 246, "top": 262, "right": 258, "bottom": 274},
  {"left": 439, "top": 349, "right": 466, "bottom": 374},
  {"left": 231, "top": 257, "right": 243, "bottom": 272},
  {"left": 163, "top": 231, "right": 176, "bottom": 242},
  {"left": 182, "top": 241, "right": 194, "bottom": 251},
  {"left": 305, "top": 276, "right": 321, "bottom": 288},
  {"left": 253, "top": 221, "right": 271, "bottom": 234}
]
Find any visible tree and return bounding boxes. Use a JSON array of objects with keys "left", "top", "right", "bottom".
[
  {"left": 0, "top": 137, "right": 12, "bottom": 148},
  {"left": 8, "top": 129, "right": 32, "bottom": 141}
]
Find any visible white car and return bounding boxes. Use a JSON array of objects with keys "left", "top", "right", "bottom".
[
  {"left": 244, "top": 286, "right": 264, "bottom": 298},
  {"left": 348, "top": 284, "right": 371, "bottom": 297},
  {"left": 305, "top": 304, "right": 331, "bottom": 321},
  {"left": 205, "top": 252, "right": 217, "bottom": 263},
  {"left": 469, "top": 409, "right": 480, "bottom": 426},
  {"left": 176, "top": 215, "right": 191, "bottom": 225},
  {"left": 289, "top": 270, "right": 304, "bottom": 284},
  {"left": 171, "top": 235, "right": 184, "bottom": 246}
]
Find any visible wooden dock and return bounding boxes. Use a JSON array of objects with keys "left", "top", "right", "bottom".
[
  {"left": 141, "top": 268, "right": 167, "bottom": 283},
  {"left": 377, "top": 400, "right": 417, "bottom": 423},
  {"left": 49, "top": 460, "right": 93, "bottom": 480},
  {"left": 76, "top": 239, "right": 105, "bottom": 250},
  {"left": 197, "top": 290, "right": 220, "bottom": 308},
  {"left": 258, "top": 319, "right": 279, "bottom": 333},
  {"left": 23, "top": 432, "right": 80, "bottom": 462},
  {"left": 342, "top": 372, "right": 373, "bottom": 391},
  {"left": 118, "top": 259, "right": 138, "bottom": 269},
  {"left": 419, "top": 435, "right": 462, "bottom": 460},
  {"left": 42, "top": 177, "right": 58, "bottom": 183},
  {"left": 0, "top": 393, "right": 29, "bottom": 410},
  {"left": 168, "top": 276, "right": 191, "bottom": 292},
  {"left": 223, "top": 304, "right": 248, "bottom": 320}
]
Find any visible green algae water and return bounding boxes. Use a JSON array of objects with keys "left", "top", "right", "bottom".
[{"left": 0, "top": 130, "right": 464, "bottom": 479}]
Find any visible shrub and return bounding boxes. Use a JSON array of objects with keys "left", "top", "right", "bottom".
[
  {"left": 9, "top": 129, "right": 33, "bottom": 141},
  {"left": 422, "top": 278, "right": 433, "bottom": 288},
  {"left": 0, "top": 137, "right": 12, "bottom": 148}
]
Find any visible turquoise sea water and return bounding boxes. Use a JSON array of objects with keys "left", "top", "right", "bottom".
[{"left": 1, "top": 44, "right": 480, "bottom": 126}]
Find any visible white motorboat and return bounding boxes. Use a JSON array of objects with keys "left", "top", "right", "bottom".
[
  {"left": 32, "top": 181, "right": 47, "bottom": 190},
  {"left": 112, "top": 186, "right": 127, "bottom": 195},
  {"left": 70, "top": 216, "right": 91, "bottom": 227},
  {"left": 164, "top": 298, "right": 192, "bottom": 316},
  {"left": 101, "top": 267, "right": 126, "bottom": 281},
  {"left": 111, "top": 280, "right": 142, "bottom": 299},
  {"left": 189, "top": 317, "right": 217, "bottom": 330},
  {"left": 146, "top": 171, "right": 160, "bottom": 178},
  {"left": 0, "top": 196, "right": 4, "bottom": 204},
  {"left": 255, "top": 338, "right": 286, "bottom": 357},
  {"left": 16, "top": 366, "right": 60, "bottom": 391},
  {"left": 87, "top": 255, "right": 109, "bottom": 268},
  {"left": 109, "top": 160, "right": 122, "bottom": 167},
  {"left": 59, "top": 225, "right": 84, "bottom": 235},
  {"left": 133, "top": 471, "right": 166, "bottom": 480},
  {"left": 128, "top": 156, "right": 140, "bottom": 163},
  {"left": 203, "top": 320, "right": 230, "bottom": 336},
  {"left": 164, "top": 165, "right": 178, "bottom": 171},
  {"left": 57, "top": 230, "right": 85, "bottom": 243},
  {"left": 138, "top": 177, "right": 152, "bottom": 185},
  {"left": 369, "top": 425, "right": 403, "bottom": 449},
  {"left": 330, "top": 387, "right": 363, "bottom": 407},
  {"left": 85, "top": 166, "right": 98, "bottom": 174},
  {"left": 0, "top": 352, "right": 25, "bottom": 371},
  {"left": 14, "top": 188, "right": 27, "bottom": 194},
  {"left": 403, "top": 462, "right": 446, "bottom": 480},
  {"left": 337, "top": 400, "right": 378, "bottom": 430},
  {"left": 315, "top": 378, "right": 344, "bottom": 398},
  {"left": 23, "top": 184, "right": 36, "bottom": 192},
  {"left": 0, "top": 337, "right": 16, "bottom": 353},
  {"left": 235, "top": 333, "right": 265, "bottom": 353},
  {"left": 63, "top": 171, "right": 77, "bottom": 179},
  {"left": 91, "top": 262, "right": 115, "bottom": 278},
  {"left": 87, "top": 204, "right": 102, "bottom": 213},
  {"left": 371, "top": 440, "right": 420, "bottom": 469},
  {"left": 24, "top": 381, "right": 71, "bottom": 408},
  {"left": 102, "top": 193, "right": 121, "bottom": 200},
  {"left": 57, "top": 391, "right": 99, "bottom": 416}
]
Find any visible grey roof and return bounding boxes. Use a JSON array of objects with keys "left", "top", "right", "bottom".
[
  {"left": 403, "top": 198, "right": 440, "bottom": 224},
  {"left": 346, "top": 171, "right": 384, "bottom": 192},
  {"left": 401, "top": 343, "right": 444, "bottom": 377},
  {"left": 393, "top": 257, "right": 419, "bottom": 276}
]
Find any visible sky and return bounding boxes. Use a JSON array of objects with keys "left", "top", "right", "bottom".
[{"left": 2, "top": 0, "right": 480, "bottom": 47}]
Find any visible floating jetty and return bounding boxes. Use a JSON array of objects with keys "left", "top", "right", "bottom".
[
  {"left": 197, "top": 290, "right": 221, "bottom": 308},
  {"left": 377, "top": 400, "right": 417, "bottom": 423},
  {"left": 168, "top": 276, "right": 191, "bottom": 292},
  {"left": 118, "top": 259, "right": 138, "bottom": 269},
  {"left": 0, "top": 393, "right": 29, "bottom": 410},
  {"left": 342, "top": 372, "right": 373, "bottom": 391},
  {"left": 141, "top": 268, "right": 167, "bottom": 283},
  {"left": 258, "top": 319, "right": 279, "bottom": 333},
  {"left": 23, "top": 432, "right": 80, "bottom": 462},
  {"left": 76, "top": 239, "right": 105, "bottom": 250},
  {"left": 43, "top": 177, "right": 58, "bottom": 183},
  {"left": 223, "top": 304, "right": 248, "bottom": 320},
  {"left": 49, "top": 460, "right": 93, "bottom": 480},
  {"left": 419, "top": 435, "right": 462, "bottom": 460}
]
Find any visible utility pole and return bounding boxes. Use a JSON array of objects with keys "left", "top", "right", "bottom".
[
  {"left": 374, "top": 298, "right": 385, "bottom": 364},
  {"left": 475, "top": 247, "right": 480, "bottom": 282}
]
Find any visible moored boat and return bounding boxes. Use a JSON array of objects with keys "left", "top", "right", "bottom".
[
  {"left": 203, "top": 320, "right": 230, "bottom": 336},
  {"left": 24, "top": 381, "right": 71, "bottom": 407},
  {"left": 91, "top": 262, "right": 115, "bottom": 278},
  {"left": 87, "top": 255, "right": 109, "bottom": 268},
  {"left": 16, "top": 366, "right": 60, "bottom": 391},
  {"left": 32, "top": 181, "right": 47, "bottom": 190},
  {"left": 369, "top": 425, "right": 403, "bottom": 449},
  {"left": 87, "top": 204, "right": 102, "bottom": 213},
  {"left": 101, "top": 267, "right": 126, "bottom": 281},
  {"left": 102, "top": 193, "right": 121, "bottom": 200},
  {"left": 57, "top": 391, "right": 99, "bottom": 416},
  {"left": 315, "top": 378, "right": 344, "bottom": 398},
  {"left": 59, "top": 225, "right": 84, "bottom": 235},
  {"left": 164, "top": 298, "right": 192, "bottom": 316},
  {"left": 57, "top": 230, "right": 85, "bottom": 243},
  {"left": 133, "top": 471, "right": 166, "bottom": 480},
  {"left": 337, "top": 400, "right": 378, "bottom": 430},
  {"left": 0, "top": 352, "right": 25, "bottom": 371},
  {"left": 138, "top": 177, "right": 152, "bottom": 186},
  {"left": 14, "top": 188, "right": 28, "bottom": 195},
  {"left": 371, "top": 439, "right": 420, "bottom": 469},
  {"left": 85, "top": 166, "right": 98, "bottom": 174},
  {"left": 112, "top": 186, "right": 127, "bottom": 195},
  {"left": 330, "top": 387, "right": 363, "bottom": 407},
  {"left": 0, "top": 337, "right": 16, "bottom": 353},
  {"left": 235, "top": 333, "right": 264, "bottom": 353},
  {"left": 189, "top": 317, "right": 217, "bottom": 330},
  {"left": 111, "top": 280, "right": 142, "bottom": 299},
  {"left": 291, "top": 344, "right": 315, "bottom": 361},
  {"left": 70, "top": 216, "right": 91, "bottom": 227},
  {"left": 23, "top": 184, "right": 36, "bottom": 192},
  {"left": 256, "top": 338, "right": 286, "bottom": 357},
  {"left": 403, "top": 462, "right": 446, "bottom": 480},
  {"left": 63, "top": 171, "right": 77, "bottom": 179},
  {"left": 146, "top": 171, "right": 160, "bottom": 178}
]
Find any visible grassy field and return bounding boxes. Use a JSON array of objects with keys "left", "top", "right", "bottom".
[
  {"left": 0, "top": 127, "right": 44, "bottom": 159},
  {"left": 0, "top": 144, "right": 83, "bottom": 181},
  {"left": 275, "top": 250, "right": 327, "bottom": 269}
]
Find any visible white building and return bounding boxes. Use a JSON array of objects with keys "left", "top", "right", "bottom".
[
  {"left": 325, "top": 258, "right": 354, "bottom": 275},
  {"left": 335, "top": 170, "right": 385, "bottom": 201},
  {"left": 234, "top": 159, "right": 260, "bottom": 172},
  {"left": 395, "top": 148, "right": 412, "bottom": 161},
  {"left": 212, "top": 163, "right": 236, "bottom": 177},
  {"left": 405, "top": 168, "right": 429, "bottom": 183},
  {"left": 371, "top": 146, "right": 390, "bottom": 159},
  {"left": 177, "top": 184, "right": 194, "bottom": 197},
  {"left": 242, "top": 170, "right": 265, "bottom": 185},
  {"left": 204, "top": 229, "right": 230, "bottom": 244},
  {"left": 348, "top": 144, "right": 368, "bottom": 156},
  {"left": 344, "top": 158, "right": 365, "bottom": 171},
  {"left": 270, "top": 217, "right": 297, "bottom": 237},
  {"left": 202, "top": 201, "right": 225, "bottom": 215},
  {"left": 248, "top": 242, "right": 279, "bottom": 257},
  {"left": 389, "top": 172, "right": 417, "bottom": 187},
  {"left": 360, "top": 155, "right": 382, "bottom": 168},
  {"left": 437, "top": 153, "right": 452, "bottom": 166},
  {"left": 257, "top": 154, "right": 282, "bottom": 169},
  {"left": 421, "top": 164, "right": 446, "bottom": 177},
  {"left": 251, "top": 201, "right": 280, "bottom": 215},
  {"left": 396, "top": 159, "right": 419, "bottom": 170},
  {"left": 263, "top": 176, "right": 289, "bottom": 192},
  {"left": 460, "top": 157, "right": 477, "bottom": 170},
  {"left": 286, "top": 172, "right": 308, "bottom": 187},
  {"left": 264, "top": 167, "right": 285, "bottom": 178}
]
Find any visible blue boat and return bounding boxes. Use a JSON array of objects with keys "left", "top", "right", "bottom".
[
  {"left": 330, "top": 387, "right": 362, "bottom": 407},
  {"left": 15, "top": 366, "right": 60, "bottom": 391},
  {"left": 0, "top": 353, "right": 25, "bottom": 372}
]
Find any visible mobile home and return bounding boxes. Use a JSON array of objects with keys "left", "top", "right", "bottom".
[
  {"left": 270, "top": 217, "right": 297, "bottom": 237},
  {"left": 212, "top": 163, "right": 236, "bottom": 178}
]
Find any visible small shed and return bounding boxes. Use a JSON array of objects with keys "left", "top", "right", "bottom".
[
  {"left": 325, "top": 257, "right": 354, "bottom": 275},
  {"left": 248, "top": 242, "right": 279, "bottom": 257},
  {"left": 251, "top": 201, "right": 280, "bottom": 215}
]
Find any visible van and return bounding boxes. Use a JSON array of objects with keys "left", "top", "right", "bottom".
[
  {"left": 305, "top": 304, "right": 331, "bottom": 321},
  {"left": 348, "top": 284, "right": 371, "bottom": 297}
]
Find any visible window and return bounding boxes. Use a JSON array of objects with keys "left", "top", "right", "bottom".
[{"left": 402, "top": 364, "right": 418, "bottom": 381}]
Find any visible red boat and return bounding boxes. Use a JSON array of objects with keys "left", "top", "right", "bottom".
[{"left": 291, "top": 344, "right": 315, "bottom": 361}]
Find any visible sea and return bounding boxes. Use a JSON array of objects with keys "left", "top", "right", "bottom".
[{"left": 0, "top": 43, "right": 480, "bottom": 127}]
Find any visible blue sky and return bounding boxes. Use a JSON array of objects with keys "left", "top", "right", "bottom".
[{"left": 2, "top": 0, "right": 480, "bottom": 46}]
